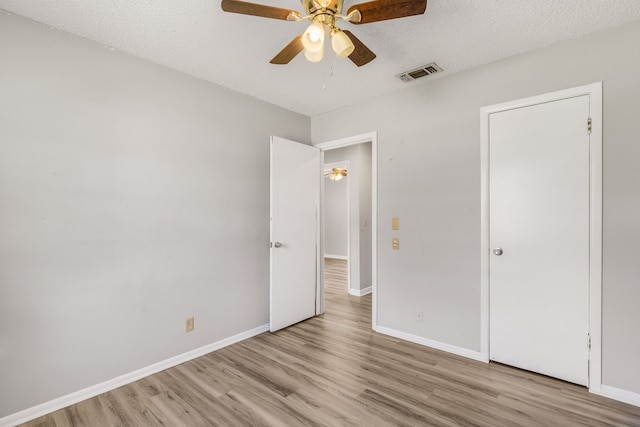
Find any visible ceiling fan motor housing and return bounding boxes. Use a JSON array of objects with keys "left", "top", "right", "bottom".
[{"left": 305, "top": 0, "right": 343, "bottom": 15}]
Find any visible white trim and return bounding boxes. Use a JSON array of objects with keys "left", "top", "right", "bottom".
[
  {"left": 315, "top": 132, "right": 378, "bottom": 330},
  {"left": 315, "top": 133, "right": 375, "bottom": 150},
  {"left": 349, "top": 286, "right": 372, "bottom": 297},
  {"left": 324, "top": 254, "right": 348, "bottom": 260},
  {"left": 376, "top": 326, "right": 487, "bottom": 363},
  {"left": 0, "top": 324, "right": 269, "bottom": 427},
  {"left": 591, "top": 385, "right": 640, "bottom": 408},
  {"left": 269, "top": 137, "right": 275, "bottom": 323},
  {"left": 479, "top": 106, "right": 490, "bottom": 361},
  {"left": 587, "top": 83, "right": 603, "bottom": 392},
  {"left": 315, "top": 147, "right": 322, "bottom": 320},
  {"left": 317, "top": 150, "right": 325, "bottom": 315},
  {"left": 480, "top": 82, "right": 603, "bottom": 385}
]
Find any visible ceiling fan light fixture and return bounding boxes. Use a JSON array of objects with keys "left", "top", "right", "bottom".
[
  {"left": 302, "top": 22, "right": 325, "bottom": 52},
  {"left": 326, "top": 167, "right": 347, "bottom": 181},
  {"left": 330, "top": 28, "right": 354, "bottom": 58},
  {"left": 304, "top": 47, "right": 324, "bottom": 63}
]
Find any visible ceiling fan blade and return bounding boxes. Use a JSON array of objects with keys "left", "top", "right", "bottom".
[
  {"left": 270, "top": 35, "right": 304, "bottom": 64},
  {"left": 347, "top": 0, "right": 427, "bottom": 24},
  {"left": 221, "top": 0, "right": 299, "bottom": 20},
  {"left": 344, "top": 31, "right": 376, "bottom": 67}
]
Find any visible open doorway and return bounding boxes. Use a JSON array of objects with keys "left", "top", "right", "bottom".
[
  {"left": 323, "top": 144, "right": 372, "bottom": 297},
  {"left": 323, "top": 160, "right": 350, "bottom": 295},
  {"left": 316, "top": 132, "right": 377, "bottom": 326}
]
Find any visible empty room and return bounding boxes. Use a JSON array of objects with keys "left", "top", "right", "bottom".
[{"left": 2, "top": 1, "right": 640, "bottom": 426}]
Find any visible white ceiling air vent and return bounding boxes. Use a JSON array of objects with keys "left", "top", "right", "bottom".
[{"left": 396, "top": 63, "right": 442, "bottom": 82}]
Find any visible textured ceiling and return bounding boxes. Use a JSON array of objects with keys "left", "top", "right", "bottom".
[{"left": 2, "top": 1, "right": 640, "bottom": 116}]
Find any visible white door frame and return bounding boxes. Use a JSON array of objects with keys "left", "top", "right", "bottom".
[
  {"left": 480, "top": 82, "right": 603, "bottom": 390},
  {"left": 314, "top": 132, "right": 378, "bottom": 329}
]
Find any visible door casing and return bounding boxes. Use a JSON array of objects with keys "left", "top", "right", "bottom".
[{"left": 479, "top": 82, "right": 603, "bottom": 391}]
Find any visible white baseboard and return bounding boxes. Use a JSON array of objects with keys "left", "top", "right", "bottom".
[
  {"left": 590, "top": 384, "right": 640, "bottom": 408},
  {"left": 349, "top": 286, "right": 372, "bottom": 297},
  {"left": 324, "top": 254, "right": 348, "bottom": 260},
  {"left": 375, "top": 325, "right": 488, "bottom": 363},
  {"left": 0, "top": 324, "right": 270, "bottom": 427}
]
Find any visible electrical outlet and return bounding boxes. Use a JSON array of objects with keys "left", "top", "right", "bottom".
[
  {"left": 392, "top": 237, "right": 400, "bottom": 250},
  {"left": 186, "top": 317, "right": 194, "bottom": 332},
  {"left": 415, "top": 310, "right": 424, "bottom": 323}
]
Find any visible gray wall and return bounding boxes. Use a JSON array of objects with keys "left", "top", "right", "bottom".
[
  {"left": 323, "top": 162, "right": 348, "bottom": 258},
  {"left": 324, "top": 144, "right": 373, "bottom": 292},
  {"left": 312, "top": 20, "right": 640, "bottom": 394},
  {"left": 0, "top": 12, "right": 309, "bottom": 418}
]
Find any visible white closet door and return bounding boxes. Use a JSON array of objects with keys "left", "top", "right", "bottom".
[{"left": 489, "top": 95, "right": 590, "bottom": 386}]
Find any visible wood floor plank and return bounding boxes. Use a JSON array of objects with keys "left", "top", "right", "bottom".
[{"left": 20, "top": 258, "right": 640, "bottom": 426}]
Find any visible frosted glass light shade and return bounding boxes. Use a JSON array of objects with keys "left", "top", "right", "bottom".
[
  {"left": 331, "top": 30, "right": 355, "bottom": 58},
  {"left": 304, "top": 48, "right": 324, "bottom": 63},
  {"left": 302, "top": 22, "right": 325, "bottom": 53}
]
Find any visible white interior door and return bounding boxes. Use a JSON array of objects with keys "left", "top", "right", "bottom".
[
  {"left": 270, "top": 136, "right": 320, "bottom": 332},
  {"left": 489, "top": 95, "right": 590, "bottom": 385}
]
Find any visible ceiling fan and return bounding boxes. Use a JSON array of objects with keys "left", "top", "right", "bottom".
[
  {"left": 324, "top": 167, "right": 347, "bottom": 181},
  {"left": 220, "top": 0, "right": 428, "bottom": 66}
]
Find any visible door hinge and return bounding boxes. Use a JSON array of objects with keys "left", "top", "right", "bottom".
[
  {"left": 587, "top": 117, "right": 592, "bottom": 134},
  {"left": 588, "top": 333, "right": 591, "bottom": 350}
]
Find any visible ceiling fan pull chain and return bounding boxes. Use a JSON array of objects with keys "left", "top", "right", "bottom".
[
  {"left": 323, "top": 57, "right": 335, "bottom": 90},
  {"left": 322, "top": 60, "right": 333, "bottom": 90}
]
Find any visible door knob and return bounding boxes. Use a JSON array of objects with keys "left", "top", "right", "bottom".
[
  {"left": 273, "top": 241, "right": 283, "bottom": 248},
  {"left": 493, "top": 247, "right": 503, "bottom": 256}
]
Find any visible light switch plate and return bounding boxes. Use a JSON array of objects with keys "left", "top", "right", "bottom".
[{"left": 392, "top": 217, "right": 399, "bottom": 230}]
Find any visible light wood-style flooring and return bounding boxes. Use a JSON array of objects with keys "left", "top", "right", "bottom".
[{"left": 22, "top": 258, "right": 640, "bottom": 426}]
